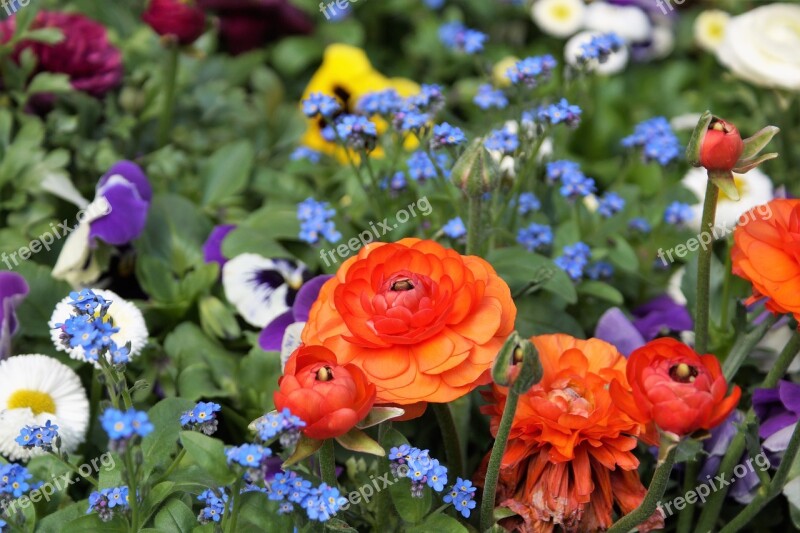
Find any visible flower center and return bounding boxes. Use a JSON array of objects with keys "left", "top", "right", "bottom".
[
  {"left": 669, "top": 362, "right": 698, "bottom": 383},
  {"left": 8, "top": 389, "right": 56, "bottom": 415},
  {"left": 547, "top": 385, "right": 592, "bottom": 418},
  {"left": 316, "top": 366, "right": 334, "bottom": 382},
  {"left": 550, "top": 4, "right": 572, "bottom": 21},
  {"left": 391, "top": 279, "right": 415, "bottom": 291}
]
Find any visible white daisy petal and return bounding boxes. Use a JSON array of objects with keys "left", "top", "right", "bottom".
[
  {"left": 49, "top": 289, "right": 149, "bottom": 367},
  {"left": 531, "top": 0, "right": 586, "bottom": 38},
  {"left": 223, "top": 254, "right": 309, "bottom": 328},
  {"left": 565, "top": 30, "right": 629, "bottom": 75},
  {"left": 0, "top": 355, "right": 89, "bottom": 462}
]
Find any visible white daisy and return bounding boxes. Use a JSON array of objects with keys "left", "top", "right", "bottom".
[
  {"left": 583, "top": 1, "right": 652, "bottom": 43},
  {"left": 531, "top": 0, "right": 586, "bottom": 39},
  {"left": 0, "top": 355, "right": 90, "bottom": 462},
  {"left": 222, "top": 254, "right": 310, "bottom": 328},
  {"left": 49, "top": 289, "right": 149, "bottom": 366},
  {"left": 694, "top": 10, "right": 730, "bottom": 53},
  {"left": 681, "top": 166, "right": 774, "bottom": 232},
  {"left": 565, "top": 30, "right": 629, "bottom": 75}
]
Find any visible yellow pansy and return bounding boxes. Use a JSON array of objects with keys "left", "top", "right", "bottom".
[{"left": 300, "top": 44, "right": 419, "bottom": 161}]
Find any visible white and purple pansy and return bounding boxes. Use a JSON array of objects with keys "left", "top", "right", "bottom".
[
  {"left": 258, "top": 274, "right": 332, "bottom": 352},
  {"left": 222, "top": 254, "right": 313, "bottom": 330},
  {"left": 0, "top": 272, "right": 29, "bottom": 360},
  {"left": 51, "top": 161, "right": 152, "bottom": 286}
]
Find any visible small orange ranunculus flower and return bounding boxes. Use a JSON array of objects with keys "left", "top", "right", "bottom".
[
  {"left": 302, "top": 238, "right": 516, "bottom": 405},
  {"left": 274, "top": 345, "right": 376, "bottom": 440},
  {"left": 611, "top": 337, "right": 740, "bottom": 437},
  {"left": 478, "top": 334, "right": 663, "bottom": 533},
  {"left": 731, "top": 199, "right": 800, "bottom": 320}
]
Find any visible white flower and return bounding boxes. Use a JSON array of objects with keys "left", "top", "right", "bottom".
[
  {"left": 681, "top": 166, "right": 774, "bottom": 232},
  {"left": 531, "top": 0, "right": 586, "bottom": 38},
  {"left": 49, "top": 289, "right": 149, "bottom": 366},
  {"left": 223, "top": 254, "right": 309, "bottom": 328},
  {"left": 565, "top": 30, "right": 629, "bottom": 75},
  {"left": 583, "top": 1, "right": 651, "bottom": 43},
  {"left": 715, "top": 3, "right": 800, "bottom": 91},
  {"left": 0, "top": 355, "right": 89, "bottom": 461},
  {"left": 694, "top": 10, "right": 730, "bottom": 52}
]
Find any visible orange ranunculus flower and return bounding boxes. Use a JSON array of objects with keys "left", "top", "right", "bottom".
[
  {"left": 301, "top": 238, "right": 516, "bottom": 405},
  {"left": 731, "top": 199, "right": 800, "bottom": 319},
  {"left": 478, "top": 334, "right": 663, "bottom": 533},
  {"left": 610, "top": 337, "right": 740, "bottom": 437},
  {"left": 274, "top": 345, "right": 376, "bottom": 440}
]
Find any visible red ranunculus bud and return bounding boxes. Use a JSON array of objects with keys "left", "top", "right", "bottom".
[
  {"left": 610, "top": 338, "right": 740, "bottom": 437},
  {"left": 142, "top": 0, "right": 206, "bottom": 45},
  {"left": 699, "top": 118, "right": 744, "bottom": 171},
  {"left": 274, "top": 345, "right": 376, "bottom": 440}
]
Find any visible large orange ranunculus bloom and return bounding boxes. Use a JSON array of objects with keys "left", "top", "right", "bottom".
[
  {"left": 610, "top": 338, "right": 740, "bottom": 437},
  {"left": 478, "top": 334, "right": 663, "bottom": 533},
  {"left": 731, "top": 199, "right": 800, "bottom": 320},
  {"left": 301, "top": 238, "right": 516, "bottom": 405}
]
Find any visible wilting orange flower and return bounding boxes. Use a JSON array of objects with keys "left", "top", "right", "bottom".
[
  {"left": 731, "top": 199, "right": 800, "bottom": 320},
  {"left": 302, "top": 238, "right": 516, "bottom": 405},
  {"left": 478, "top": 334, "right": 663, "bottom": 533},
  {"left": 611, "top": 338, "right": 740, "bottom": 437}
]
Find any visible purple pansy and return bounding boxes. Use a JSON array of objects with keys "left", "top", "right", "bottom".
[
  {"left": 753, "top": 380, "right": 800, "bottom": 457},
  {"left": 89, "top": 161, "right": 153, "bottom": 246},
  {"left": 203, "top": 225, "right": 237, "bottom": 268},
  {"left": 595, "top": 294, "right": 692, "bottom": 356},
  {"left": 698, "top": 410, "right": 763, "bottom": 504},
  {"left": 0, "top": 272, "right": 29, "bottom": 360},
  {"left": 258, "top": 274, "right": 332, "bottom": 351}
]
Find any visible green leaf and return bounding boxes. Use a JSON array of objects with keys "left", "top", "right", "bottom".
[
  {"left": 26, "top": 73, "right": 73, "bottom": 95},
  {"left": 733, "top": 152, "right": 779, "bottom": 174},
  {"left": 201, "top": 141, "right": 255, "bottom": 207},
  {"left": 416, "top": 513, "right": 469, "bottom": 533},
  {"left": 739, "top": 125, "right": 779, "bottom": 162},
  {"left": 578, "top": 281, "right": 624, "bottom": 305},
  {"left": 23, "top": 27, "right": 64, "bottom": 44},
  {"left": 154, "top": 498, "right": 196, "bottom": 532},
  {"left": 164, "top": 323, "right": 238, "bottom": 399},
  {"left": 356, "top": 406, "right": 406, "bottom": 429},
  {"left": 179, "top": 431, "right": 237, "bottom": 485},
  {"left": 685, "top": 110, "right": 712, "bottom": 166},
  {"left": 271, "top": 37, "right": 324, "bottom": 77},
  {"left": 335, "top": 428, "right": 385, "bottom": 456},
  {"left": 283, "top": 435, "right": 324, "bottom": 468},
  {"left": 140, "top": 397, "right": 196, "bottom": 478},
  {"left": 487, "top": 247, "right": 577, "bottom": 304},
  {"left": 63, "top": 513, "right": 128, "bottom": 531},
  {"left": 389, "top": 476, "right": 432, "bottom": 524},
  {"left": 607, "top": 235, "right": 639, "bottom": 273}
]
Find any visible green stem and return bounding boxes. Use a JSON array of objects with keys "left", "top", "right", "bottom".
[
  {"left": 48, "top": 451, "right": 99, "bottom": 488},
  {"left": 696, "top": 331, "right": 800, "bottom": 532},
  {"left": 676, "top": 459, "right": 699, "bottom": 533},
  {"left": 319, "top": 439, "right": 337, "bottom": 487},
  {"left": 359, "top": 149, "right": 384, "bottom": 213},
  {"left": 719, "top": 251, "right": 734, "bottom": 329},
  {"left": 124, "top": 449, "right": 139, "bottom": 532},
  {"left": 719, "top": 421, "right": 800, "bottom": 533},
  {"left": 479, "top": 387, "right": 520, "bottom": 532},
  {"left": 224, "top": 478, "right": 244, "bottom": 533},
  {"left": 154, "top": 448, "right": 186, "bottom": 485},
  {"left": 695, "top": 179, "right": 719, "bottom": 354},
  {"left": 607, "top": 447, "right": 677, "bottom": 533},
  {"left": 116, "top": 369, "right": 134, "bottom": 410},
  {"left": 722, "top": 314, "right": 779, "bottom": 381},
  {"left": 157, "top": 41, "right": 180, "bottom": 148},
  {"left": 432, "top": 403, "right": 465, "bottom": 478},
  {"left": 466, "top": 194, "right": 482, "bottom": 256}
]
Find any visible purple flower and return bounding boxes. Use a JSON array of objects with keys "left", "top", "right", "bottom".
[
  {"left": 753, "top": 380, "right": 800, "bottom": 457},
  {"left": 0, "top": 272, "right": 28, "bottom": 360},
  {"left": 89, "top": 161, "right": 152, "bottom": 246},
  {"left": 203, "top": 225, "right": 237, "bottom": 268},
  {"left": 595, "top": 295, "right": 692, "bottom": 356},
  {"left": 258, "top": 275, "right": 332, "bottom": 351}
]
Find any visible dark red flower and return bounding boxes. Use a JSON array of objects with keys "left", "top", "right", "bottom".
[
  {"left": 699, "top": 118, "right": 744, "bottom": 171},
  {"left": 274, "top": 345, "right": 376, "bottom": 440},
  {"left": 198, "top": 0, "right": 313, "bottom": 55},
  {"left": 142, "top": 0, "right": 206, "bottom": 45},
  {"left": 0, "top": 11, "right": 123, "bottom": 98}
]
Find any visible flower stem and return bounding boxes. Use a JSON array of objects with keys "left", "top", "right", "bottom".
[
  {"left": 466, "top": 194, "right": 482, "bottom": 256},
  {"left": 48, "top": 450, "right": 99, "bottom": 488},
  {"left": 124, "top": 448, "right": 139, "bottom": 532},
  {"left": 607, "top": 446, "right": 677, "bottom": 533},
  {"left": 696, "top": 330, "right": 800, "bottom": 532},
  {"left": 224, "top": 477, "right": 244, "bottom": 533},
  {"left": 157, "top": 41, "right": 180, "bottom": 148},
  {"left": 719, "top": 421, "right": 800, "bottom": 533},
  {"left": 479, "top": 387, "right": 520, "bottom": 532},
  {"left": 695, "top": 179, "right": 719, "bottom": 354},
  {"left": 319, "top": 439, "right": 337, "bottom": 487},
  {"left": 154, "top": 448, "right": 186, "bottom": 485},
  {"left": 432, "top": 403, "right": 465, "bottom": 478},
  {"left": 676, "top": 459, "right": 699, "bottom": 533}
]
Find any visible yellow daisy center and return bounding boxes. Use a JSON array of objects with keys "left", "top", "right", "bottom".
[
  {"left": 8, "top": 390, "right": 56, "bottom": 415},
  {"left": 718, "top": 176, "right": 747, "bottom": 202},
  {"left": 550, "top": 3, "right": 572, "bottom": 21}
]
